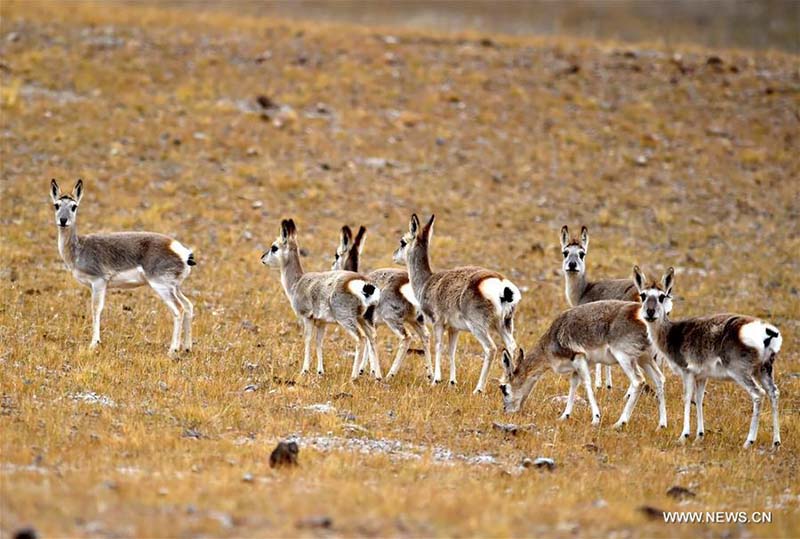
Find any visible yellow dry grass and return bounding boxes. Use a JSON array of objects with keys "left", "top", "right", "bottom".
[{"left": 1, "top": 2, "right": 799, "bottom": 538}]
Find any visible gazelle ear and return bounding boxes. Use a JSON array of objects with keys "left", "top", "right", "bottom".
[
  {"left": 580, "top": 226, "right": 589, "bottom": 250},
  {"left": 560, "top": 225, "right": 569, "bottom": 250},
  {"left": 409, "top": 214, "right": 420, "bottom": 236},
  {"left": 50, "top": 179, "right": 61, "bottom": 203},
  {"left": 340, "top": 225, "right": 353, "bottom": 248},
  {"left": 502, "top": 349, "right": 514, "bottom": 377},
  {"left": 633, "top": 265, "right": 646, "bottom": 292},
  {"left": 280, "top": 219, "right": 296, "bottom": 242},
  {"left": 353, "top": 226, "right": 367, "bottom": 254},
  {"left": 662, "top": 267, "right": 675, "bottom": 296},
  {"left": 72, "top": 179, "right": 84, "bottom": 203},
  {"left": 421, "top": 214, "right": 435, "bottom": 242}
]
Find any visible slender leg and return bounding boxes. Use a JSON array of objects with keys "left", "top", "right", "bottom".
[
  {"left": 358, "top": 336, "right": 370, "bottom": 375},
  {"left": 359, "top": 319, "right": 382, "bottom": 380},
  {"left": 314, "top": 321, "right": 326, "bottom": 375},
  {"left": 150, "top": 281, "right": 184, "bottom": 354},
  {"left": 300, "top": 318, "right": 314, "bottom": 374},
  {"left": 559, "top": 372, "right": 580, "bottom": 421},
  {"left": 759, "top": 369, "right": 781, "bottom": 447},
  {"left": 471, "top": 328, "right": 496, "bottom": 394},
  {"left": 695, "top": 377, "right": 707, "bottom": 440},
  {"left": 339, "top": 320, "right": 365, "bottom": 380},
  {"left": 605, "top": 365, "right": 613, "bottom": 390},
  {"left": 612, "top": 352, "right": 644, "bottom": 429},
  {"left": 595, "top": 363, "right": 603, "bottom": 390},
  {"left": 175, "top": 288, "right": 193, "bottom": 352},
  {"left": 679, "top": 371, "right": 695, "bottom": 443},
  {"left": 89, "top": 279, "right": 107, "bottom": 348},
  {"left": 446, "top": 327, "right": 460, "bottom": 386},
  {"left": 386, "top": 323, "right": 411, "bottom": 379},
  {"left": 575, "top": 355, "right": 601, "bottom": 424},
  {"left": 432, "top": 323, "right": 445, "bottom": 384},
  {"left": 731, "top": 371, "right": 765, "bottom": 449},
  {"left": 640, "top": 357, "right": 667, "bottom": 429},
  {"left": 411, "top": 318, "right": 433, "bottom": 380}
]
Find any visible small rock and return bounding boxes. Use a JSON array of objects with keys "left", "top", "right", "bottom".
[
  {"left": 493, "top": 421, "right": 519, "bottom": 435},
  {"left": 635, "top": 154, "right": 648, "bottom": 167},
  {"left": 242, "top": 230, "right": 253, "bottom": 240},
  {"left": 666, "top": 485, "right": 696, "bottom": 500},
  {"left": 270, "top": 441, "right": 299, "bottom": 468},
  {"left": 332, "top": 392, "right": 352, "bottom": 400},
  {"left": 242, "top": 472, "right": 254, "bottom": 483},
  {"left": 256, "top": 95, "right": 276, "bottom": 109},
  {"left": 583, "top": 443, "right": 601, "bottom": 453},
  {"left": 157, "top": 487, "right": 168, "bottom": 496},
  {"left": 251, "top": 200, "right": 263, "bottom": 209},
  {"left": 13, "top": 528, "right": 37, "bottom": 539},
  {"left": 532, "top": 457, "right": 556, "bottom": 470},
  {"left": 182, "top": 428, "right": 203, "bottom": 440},
  {"left": 296, "top": 515, "right": 332, "bottom": 529},
  {"left": 479, "top": 37, "right": 494, "bottom": 47},
  {"left": 638, "top": 505, "right": 666, "bottom": 520},
  {"left": 243, "top": 384, "right": 258, "bottom": 392},
  {"left": 383, "top": 35, "right": 398, "bottom": 45},
  {"left": 706, "top": 55, "right": 723, "bottom": 66}
]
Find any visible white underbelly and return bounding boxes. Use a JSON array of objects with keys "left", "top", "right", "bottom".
[
  {"left": 107, "top": 267, "right": 148, "bottom": 289},
  {"left": 688, "top": 358, "right": 730, "bottom": 379}
]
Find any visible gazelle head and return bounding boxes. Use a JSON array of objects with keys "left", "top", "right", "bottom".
[
  {"left": 50, "top": 179, "right": 83, "bottom": 228},
  {"left": 633, "top": 265, "right": 674, "bottom": 322},
  {"left": 393, "top": 213, "right": 434, "bottom": 264},
  {"left": 331, "top": 225, "right": 366, "bottom": 272},
  {"left": 262, "top": 218, "right": 298, "bottom": 267},
  {"left": 559, "top": 225, "right": 588, "bottom": 275},
  {"left": 499, "top": 348, "right": 537, "bottom": 413}
]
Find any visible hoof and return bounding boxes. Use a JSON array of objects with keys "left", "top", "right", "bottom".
[
  {"left": 613, "top": 420, "right": 626, "bottom": 430},
  {"left": 606, "top": 385, "right": 612, "bottom": 390},
  {"left": 472, "top": 388, "right": 482, "bottom": 395},
  {"left": 743, "top": 440, "right": 755, "bottom": 449},
  {"left": 658, "top": 423, "right": 667, "bottom": 430},
  {"left": 184, "top": 348, "right": 192, "bottom": 353},
  {"left": 316, "top": 370, "right": 324, "bottom": 375},
  {"left": 697, "top": 431, "right": 704, "bottom": 438},
  {"left": 558, "top": 414, "right": 570, "bottom": 422},
  {"left": 679, "top": 433, "right": 690, "bottom": 445},
  {"left": 431, "top": 379, "right": 441, "bottom": 385},
  {"left": 774, "top": 440, "right": 781, "bottom": 448},
  {"left": 449, "top": 380, "right": 457, "bottom": 386},
  {"left": 591, "top": 414, "right": 601, "bottom": 426},
  {"left": 359, "top": 369, "right": 364, "bottom": 376}
]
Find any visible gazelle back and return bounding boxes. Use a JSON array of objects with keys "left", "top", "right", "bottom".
[{"left": 49, "top": 179, "right": 195, "bottom": 354}]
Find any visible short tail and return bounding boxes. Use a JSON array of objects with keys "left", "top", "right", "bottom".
[
  {"left": 347, "top": 279, "right": 381, "bottom": 307},
  {"left": 764, "top": 327, "right": 781, "bottom": 357},
  {"left": 187, "top": 252, "right": 197, "bottom": 266}
]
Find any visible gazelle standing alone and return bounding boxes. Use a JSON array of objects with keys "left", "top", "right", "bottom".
[
  {"left": 393, "top": 214, "right": 521, "bottom": 394},
  {"left": 261, "top": 219, "right": 382, "bottom": 379},
  {"left": 498, "top": 299, "right": 667, "bottom": 429},
  {"left": 634, "top": 266, "right": 782, "bottom": 448},
  {"left": 560, "top": 225, "right": 640, "bottom": 390},
  {"left": 49, "top": 179, "right": 195, "bottom": 354},
  {"left": 332, "top": 225, "right": 433, "bottom": 380}
]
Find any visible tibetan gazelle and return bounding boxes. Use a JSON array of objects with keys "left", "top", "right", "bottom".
[
  {"left": 49, "top": 179, "right": 195, "bottom": 354},
  {"left": 393, "top": 214, "right": 521, "bottom": 394},
  {"left": 332, "top": 225, "right": 433, "bottom": 380},
  {"left": 499, "top": 300, "right": 667, "bottom": 429},
  {"left": 261, "top": 219, "right": 382, "bottom": 379},
  {"left": 560, "top": 225, "right": 640, "bottom": 390},
  {"left": 634, "top": 266, "right": 782, "bottom": 448}
]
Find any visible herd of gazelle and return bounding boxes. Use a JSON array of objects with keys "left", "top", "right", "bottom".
[{"left": 49, "top": 180, "right": 783, "bottom": 448}]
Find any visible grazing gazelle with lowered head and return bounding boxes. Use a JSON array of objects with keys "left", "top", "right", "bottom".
[
  {"left": 560, "top": 225, "right": 641, "bottom": 390},
  {"left": 332, "top": 224, "right": 432, "bottom": 380},
  {"left": 261, "top": 219, "right": 382, "bottom": 379},
  {"left": 49, "top": 179, "right": 195, "bottom": 354},
  {"left": 634, "top": 266, "right": 782, "bottom": 448},
  {"left": 393, "top": 214, "right": 521, "bottom": 394},
  {"left": 498, "top": 298, "right": 667, "bottom": 429}
]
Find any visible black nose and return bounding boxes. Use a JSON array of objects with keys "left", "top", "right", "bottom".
[
  {"left": 59, "top": 218, "right": 67, "bottom": 226},
  {"left": 647, "top": 308, "right": 655, "bottom": 318},
  {"left": 568, "top": 262, "right": 577, "bottom": 270}
]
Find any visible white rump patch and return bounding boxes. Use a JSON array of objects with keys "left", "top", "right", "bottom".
[
  {"left": 347, "top": 279, "right": 381, "bottom": 307},
  {"left": 170, "top": 240, "right": 193, "bottom": 264},
  {"left": 478, "top": 277, "right": 522, "bottom": 317},
  {"left": 739, "top": 320, "right": 782, "bottom": 357},
  {"left": 399, "top": 282, "right": 419, "bottom": 308}
]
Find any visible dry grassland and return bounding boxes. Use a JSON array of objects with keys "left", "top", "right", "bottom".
[{"left": 1, "top": 2, "right": 799, "bottom": 537}]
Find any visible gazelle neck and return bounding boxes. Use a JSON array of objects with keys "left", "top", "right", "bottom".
[
  {"left": 57, "top": 224, "right": 79, "bottom": 269},
  {"left": 564, "top": 270, "right": 587, "bottom": 307},
  {"left": 407, "top": 241, "right": 433, "bottom": 295},
  {"left": 280, "top": 246, "right": 304, "bottom": 300},
  {"left": 645, "top": 316, "right": 672, "bottom": 358}
]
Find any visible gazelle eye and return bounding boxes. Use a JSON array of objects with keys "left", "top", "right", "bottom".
[
  {"left": 335, "top": 253, "right": 339, "bottom": 260},
  {"left": 579, "top": 252, "right": 585, "bottom": 259},
  {"left": 562, "top": 251, "right": 568, "bottom": 257},
  {"left": 70, "top": 205, "right": 77, "bottom": 212},
  {"left": 658, "top": 294, "right": 666, "bottom": 303},
  {"left": 400, "top": 239, "right": 406, "bottom": 247},
  {"left": 639, "top": 293, "right": 646, "bottom": 300},
  {"left": 270, "top": 245, "right": 278, "bottom": 253},
  {"left": 54, "top": 203, "right": 60, "bottom": 210}
]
